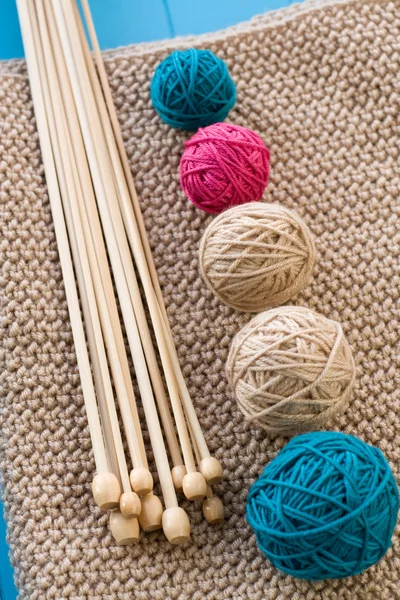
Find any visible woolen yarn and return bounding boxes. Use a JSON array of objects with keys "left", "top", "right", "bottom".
[
  {"left": 199, "top": 203, "right": 316, "bottom": 311},
  {"left": 246, "top": 431, "right": 399, "bottom": 580},
  {"left": 150, "top": 49, "right": 236, "bottom": 130},
  {"left": 226, "top": 306, "right": 356, "bottom": 436},
  {"left": 180, "top": 123, "right": 270, "bottom": 213}
]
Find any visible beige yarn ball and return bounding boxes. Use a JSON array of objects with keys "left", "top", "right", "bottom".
[
  {"left": 199, "top": 203, "right": 316, "bottom": 312},
  {"left": 226, "top": 306, "right": 356, "bottom": 436}
]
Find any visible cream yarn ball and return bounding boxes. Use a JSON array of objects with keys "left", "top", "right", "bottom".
[
  {"left": 199, "top": 203, "right": 316, "bottom": 312},
  {"left": 226, "top": 306, "right": 356, "bottom": 436}
]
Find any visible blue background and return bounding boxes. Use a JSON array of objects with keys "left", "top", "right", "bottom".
[
  {"left": 0, "top": 0, "right": 299, "bottom": 59},
  {"left": 0, "top": 0, "right": 300, "bottom": 598}
]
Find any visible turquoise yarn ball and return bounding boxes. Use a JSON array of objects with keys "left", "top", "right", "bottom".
[
  {"left": 150, "top": 49, "right": 236, "bottom": 130},
  {"left": 247, "top": 432, "right": 399, "bottom": 581}
]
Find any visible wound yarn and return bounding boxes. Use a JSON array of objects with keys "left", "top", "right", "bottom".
[
  {"left": 246, "top": 431, "right": 399, "bottom": 580},
  {"left": 150, "top": 49, "right": 236, "bottom": 130},
  {"left": 226, "top": 306, "right": 356, "bottom": 436},
  {"left": 199, "top": 203, "right": 316, "bottom": 312},
  {"left": 180, "top": 123, "right": 270, "bottom": 214}
]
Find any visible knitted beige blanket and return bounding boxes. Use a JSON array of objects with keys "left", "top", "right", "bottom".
[{"left": 1, "top": 1, "right": 399, "bottom": 598}]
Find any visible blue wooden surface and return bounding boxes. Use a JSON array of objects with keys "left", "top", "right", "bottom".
[
  {"left": 167, "top": 0, "right": 296, "bottom": 37},
  {"left": 0, "top": 0, "right": 300, "bottom": 59},
  {"left": 0, "top": 502, "right": 18, "bottom": 600},
  {"left": 0, "top": 0, "right": 302, "bottom": 598}
]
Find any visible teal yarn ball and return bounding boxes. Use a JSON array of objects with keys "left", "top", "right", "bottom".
[
  {"left": 246, "top": 432, "right": 399, "bottom": 581},
  {"left": 150, "top": 49, "right": 236, "bottom": 130}
]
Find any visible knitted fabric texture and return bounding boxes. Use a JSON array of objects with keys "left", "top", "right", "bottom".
[
  {"left": 226, "top": 306, "right": 356, "bottom": 435},
  {"left": 150, "top": 48, "right": 236, "bottom": 130},
  {"left": 180, "top": 122, "right": 270, "bottom": 213},
  {"left": 199, "top": 203, "right": 316, "bottom": 311},
  {"left": 246, "top": 431, "right": 399, "bottom": 580},
  {"left": 1, "top": 1, "right": 400, "bottom": 598}
]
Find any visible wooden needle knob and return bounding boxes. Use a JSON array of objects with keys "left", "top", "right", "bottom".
[
  {"left": 92, "top": 472, "right": 121, "bottom": 510},
  {"left": 138, "top": 494, "right": 163, "bottom": 532},
  {"left": 162, "top": 507, "right": 191, "bottom": 545},
  {"left": 203, "top": 496, "right": 224, "bottom": 525},
  {"left": 171, "top": 465, "right": 187, "bottom": 492},
  {"left": 120, "top": 491, "right": 142, "bottom": 519},
  {"left": 130, "top": 467, "right": 153, "bottom": 496},
  {"left": 109, "top": 511, "right": 140, "bottom": 545},
  {"left": 200, "top": 457, "right": 223, "bottom": 485},
  {"left": 182, "top": 472, "right": 207, "bottom": 501}
]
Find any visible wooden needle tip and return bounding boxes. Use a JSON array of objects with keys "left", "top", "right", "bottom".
[
  {"left": 162, "top": 507, "right": 191, "bottom": 545},
  {"left": 203, "top": 496, "right": 225, "bottom": 525},
  {"left": 120, "top": 491, "right": 142, "bottom": 519},
  {"left": 138, "top": 493, "right": 163, "bottom": 532},
  {"left": 182, "top": 472, "right": 208, "bottom": 501},
  {"left": 109, "top": 511, "right": 140, "bottom": 545},
  {"left": 200, "top": 457, "right": 223, "bottom": 485},
  {"left": 130, "top": 467, "right": 153, "bottom": 496},
  {"left": 92, "top": 472, "right": 121, "bottom": 510}
]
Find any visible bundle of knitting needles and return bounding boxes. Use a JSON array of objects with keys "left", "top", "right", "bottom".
[{"left": 16, "top": 0, "right": 224, "bottom": 545}]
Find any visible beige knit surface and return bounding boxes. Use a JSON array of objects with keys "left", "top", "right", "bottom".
[{"left": 1, "top": 0, "right": 399, "bottom": 598}]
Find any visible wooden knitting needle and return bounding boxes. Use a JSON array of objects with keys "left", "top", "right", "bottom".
[
  {"left": 16, "top": 0, "right": 121, "bottom": 512},
  {"left": 80, "top": 0, "right": 222, "bottom": 486},
  {"left": 33, "top": 0, "right": 143, "bottom": 524},
  {"left": 44, "top": 0, "right": 162, "bottom": 532},
  {"left": 41, "top": 0, "right": 157, "bottom": 537},
  {"left": 53, "top": 0, "right": 190, "bottom": 544},
  {"left": 186, "top": 414, "right": 224, "bottom": 525},
  {"left": 70, "top": 0, "right": 203, "bottom": 502},
  {"left": 42, "top": 0, "right": 153, "bottom": 500},
  {"left": 70, "top": 120, "right": 153, "bottom": 499},
  {"left": 72, "top": 6, "right": 188, "bottom": 496},
  {"left": 75, "top": 11, "right": 186, "bottom": 490},
  {"left": 31, "top": 0, "right": 124, "bottom": 508},
  {"left": 75, "top": 0, "right": 207, "bottom": 501},
  {"left": 31, "top": 0, "right": 135, "bottom": 519}
]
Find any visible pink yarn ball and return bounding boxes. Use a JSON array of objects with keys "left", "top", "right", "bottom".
[{"left": 179, "top": 123, "right": 270, "bottom": 214}]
